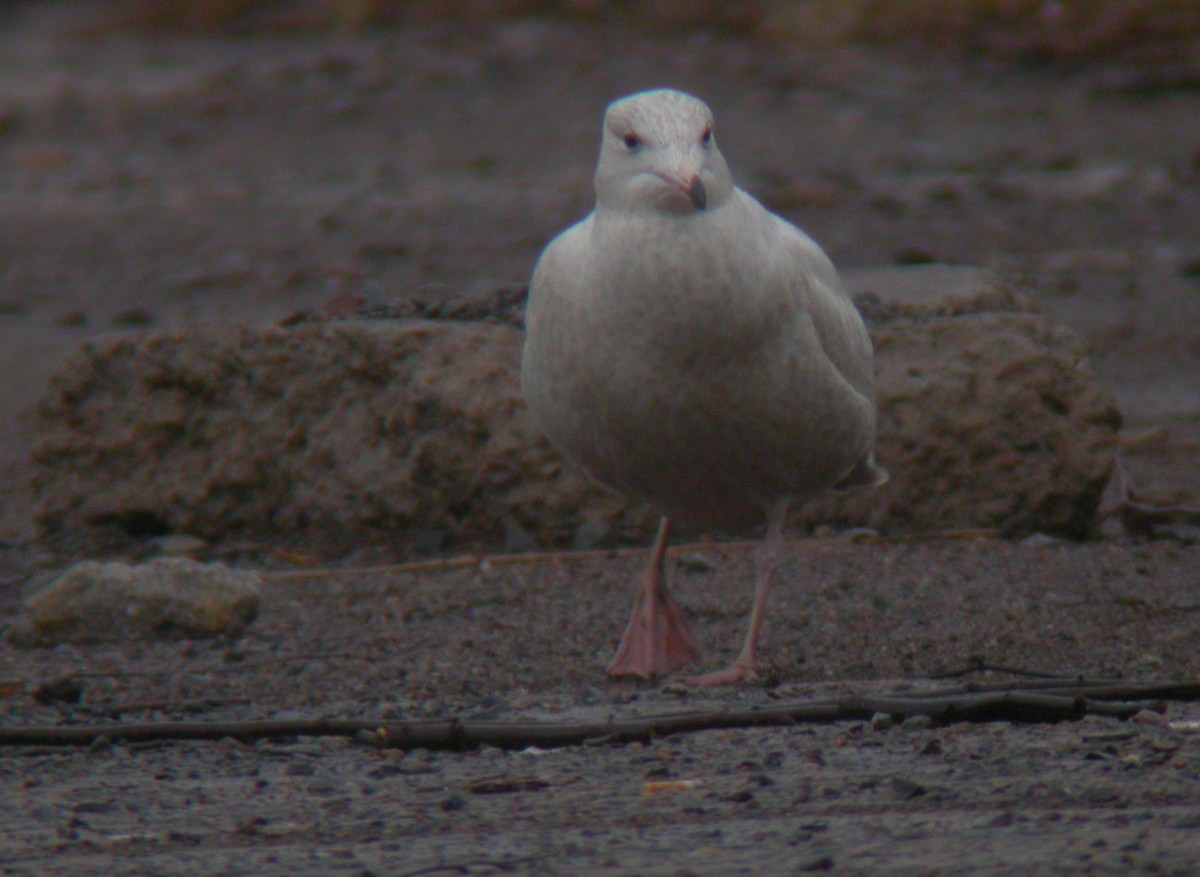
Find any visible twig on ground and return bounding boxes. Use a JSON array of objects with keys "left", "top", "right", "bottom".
[
  {"left": 2, "top": 679, "right": 1196, "bottom": 749},
  {"left": 930, "top": 657, "right": 1072, "bottom": 679},
  {"left": 62, "top": 651, "right": 383, "bottom": 683},
  {"left": 260, "top": 529, "right": 1001, "bottom": 581},
  {"left": 397, "top": 857, "right": 543, "bottom": 877},
  {"left": 853, "top": 528, "right": 1002, "bottom": 543}
]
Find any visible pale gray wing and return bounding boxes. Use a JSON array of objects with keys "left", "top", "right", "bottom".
[
  {"left": 768, "top": 213, "right": 876, "bottom": 404},
  {"left": 768, "top": 213, "right": 888, "bottom": 488}
]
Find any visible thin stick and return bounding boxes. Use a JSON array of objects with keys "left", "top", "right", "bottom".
[
  {"left": 930, "top": 658, "right": 1071, "bottom": 679},
  {"left": 260, "top": 529, "right": 1000, "bottom": 581},
  {"left": 3, "top": 680, "right": 1195, "bottom": 749}
]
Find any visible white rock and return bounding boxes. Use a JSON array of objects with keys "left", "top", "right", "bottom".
[{"left": 10, "top": 557, "right": 260, "bottom": 647}]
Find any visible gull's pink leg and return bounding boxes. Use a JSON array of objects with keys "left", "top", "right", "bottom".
[
  {"left": 607, "top": 517, "right": 698, "bottom": 678},
  {"left": 685, "top": 500, "right": 789, "bottom": 687}
]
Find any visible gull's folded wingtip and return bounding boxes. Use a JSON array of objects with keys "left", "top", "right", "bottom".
[{"left": 833, "top": 453, "right": 889, "bottom": 492}]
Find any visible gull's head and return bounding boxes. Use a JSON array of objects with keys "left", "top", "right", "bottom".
[{"left": 594, "top": 89, "right": 733, "bottom": 216}]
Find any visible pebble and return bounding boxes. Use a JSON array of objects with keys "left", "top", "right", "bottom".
[
  {"left": 1020, "top": 532, "right": 1065, "bottom": 548},
  {"left": 1131, "top": 709, "right": 1168, "bottom": 726},
  {"left": 902, "top": 715, "right": 935, "bottom": 732}
]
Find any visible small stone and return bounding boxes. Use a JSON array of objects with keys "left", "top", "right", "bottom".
[
  {"left": 9, "top": 558, "right": 260, "bottom": 647},
  {"left": 1020, "top": 532, "right": 1064, "bottom": 548},
  {"left": 870, "top": 712, "right": 894, "bottom": 731},
  {"left": 842, "top": 527, "right": 879, "bottom": 541},
  {"left": 1131, "top": 709, "right": 1168, "bottom": 726}
]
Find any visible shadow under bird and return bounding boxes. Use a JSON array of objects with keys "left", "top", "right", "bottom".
[{"left": 521, "top": 89, "right": 886, "bottom": 686}]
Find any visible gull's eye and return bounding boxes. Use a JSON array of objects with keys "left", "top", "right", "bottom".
[
  {"left": 623, "top": 133, "right": 641, "bottom": 151},
  {"left": 700, "top": 126, "right": 712, "bottom": 146}
]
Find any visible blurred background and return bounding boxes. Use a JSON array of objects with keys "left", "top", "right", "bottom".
[{"left": 2, "top": 0, "right": 1199, "bottom": 541}]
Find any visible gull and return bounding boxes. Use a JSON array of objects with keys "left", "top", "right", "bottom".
[{"left": 521, "top": 89, "right": 885, "bottom": 685}]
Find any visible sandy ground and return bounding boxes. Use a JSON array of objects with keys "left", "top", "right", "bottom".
[
  {"left": 2, "top": 3, "right": 1200, "bottom": 874},
  {"left": 4, "top": 539, "right": 1200, "bottom": 874}
]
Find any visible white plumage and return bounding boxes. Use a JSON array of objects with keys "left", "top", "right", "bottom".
[{"left": 522, "top": 89, "right": 884, "bottom": 684}]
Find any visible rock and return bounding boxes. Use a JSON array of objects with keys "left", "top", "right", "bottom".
[
  {"left": 9, "top": 558, "right": 260, "bottom": 647},
  {"left": 1130, "top": 708, "right": 1167, "bottom": 727},
  {"left": 30, "top": 267, "right": 1120, "bottom": 555},
  {"left": 902, "top": 714, "right": 936, "bottom": 732}
]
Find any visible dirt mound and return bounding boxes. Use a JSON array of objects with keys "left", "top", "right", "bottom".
[{"left": 30, "top": 267, "right": 1119, "bottom": 556}]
